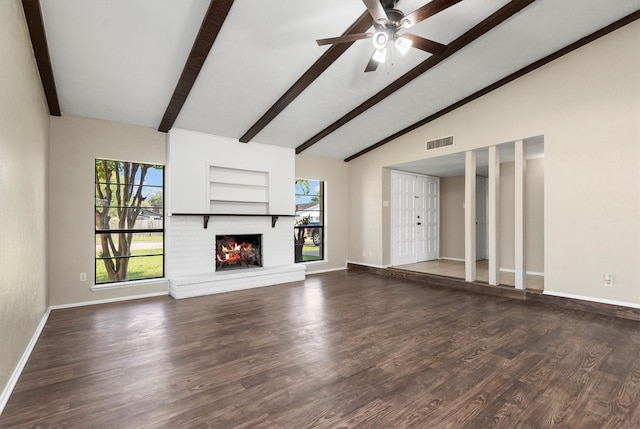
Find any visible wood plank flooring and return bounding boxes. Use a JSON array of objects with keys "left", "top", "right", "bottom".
[{"left": 2, "top": 270, "right": 639, "bottom": 428}]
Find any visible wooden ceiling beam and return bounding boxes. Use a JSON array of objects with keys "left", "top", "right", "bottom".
[
  {"left": 22, "top": 0, "right": 61, "bottom": 116},
  {"left": 295, "top": 0, "right": 536, "bottom": 154},
  {"left": 344, "top": 9, "right": 640, "bottom": 162},
  {"left": 158, "top": 0, "right": 234, "bottom": 133},
  {"left": 239, "top": 12, "right": 373, "bottom": 143}
]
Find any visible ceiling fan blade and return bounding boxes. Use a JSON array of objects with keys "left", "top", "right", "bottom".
[
  {"left": 403, "top": 0, "right": 463, "bottom": 28},
  {"left": 402, "top": 33, "right": 447, "bottom": 54},
  {"left": 364, "top": 50, "right": 380, "bottom": 72},
  {"left": 362, "top": 0, "right": 388, "bottom": 24},
  {"left": 316, "top": 33, "right": 372, "bottom": 46}
]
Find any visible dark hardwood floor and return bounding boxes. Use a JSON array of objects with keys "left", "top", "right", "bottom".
[{"left": 2, "top": 270, "right": 639, "bottom": 428}]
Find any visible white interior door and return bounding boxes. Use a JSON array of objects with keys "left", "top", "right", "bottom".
[
  {"left": 476, "top": 176, "right": 488, "bottom": 260},
  {"left": 392, "top": 172, "right": 416, "bottom": 265},
  {"left": 416, "top": 176, "right": 439, "bottom": 262},
  {"left": 392, "top": 172, "right": 439, "bottom": 265}
]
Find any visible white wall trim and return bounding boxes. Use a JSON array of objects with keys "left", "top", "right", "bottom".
[
  {"left": 440, "top": 257, "right": 465, "bottom": 262},
  {"left": 91, "top": 278, "right": 168, "bottom": 292},
  {"left": 0, "top": 307, "right": 51, "bottom": 416},
  {"left": 436, "top": 259, "right": 544, "bottom": 277},
  {"left": 306, "top": 266, "right": 347, "bottom": 275},
  {"left": 464, "top": 150, "right": 477, "bottom": 282},
  {"left": 347, "top": 261, "right": 391, "bottom": 269},
  {"left": 301, "top": 260, "right": 330, "bottom": 267},
  {"left": 50, "top": 291, "right": 169, "bottom": 310},
  {"left": 543, "top": 290, "right": 640, "bottom": 310},
  {"left": 499, "top": 268, "right": 545, "bottom": 276}
]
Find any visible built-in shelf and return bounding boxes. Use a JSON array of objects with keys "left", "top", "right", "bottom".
[
  {"left": 209, "top": 182, "right": 269, "bottom": 203},
  {"left": 210, "top": 200, "right": 269, "bottom": 214},
  {"left": 208, "top": 166, "right": 271, "bottom": 215},
  {"left": 171, "top": 213, "right": 295, "bottom": 229}
]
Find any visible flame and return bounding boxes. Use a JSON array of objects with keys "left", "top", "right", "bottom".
[{"left": 217, "top": 240, "right": 257, "bottom": 266}]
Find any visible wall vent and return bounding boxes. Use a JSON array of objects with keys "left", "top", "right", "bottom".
[{"left": 425, "top": 135, "right": 454, "bottom": 151}]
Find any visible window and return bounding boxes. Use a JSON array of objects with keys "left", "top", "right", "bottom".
[
  {"left": 95, "top": 160, "right": 164, "bottom": 284},
  {"left": 294, "top": 179, "right": 324, "bottom": 263}
]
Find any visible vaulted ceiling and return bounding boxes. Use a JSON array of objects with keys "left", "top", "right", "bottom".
[{"left": 24, "top": 0, "right": 640, "bottom": 161}]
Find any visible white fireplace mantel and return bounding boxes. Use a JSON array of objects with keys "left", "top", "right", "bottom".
[
  {"left": 166, "top": 129, "right": 304, "bottom": 299},
  {"left": 170, "top": 213, "right": 294, "bottom": 229}
]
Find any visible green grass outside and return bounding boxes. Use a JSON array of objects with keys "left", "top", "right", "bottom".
[
  {"left": 95, "top": 248, "right": 163, "bottom": 284},
  {"left": 302, "top": 245, "right": 322, "bottom": 262}
]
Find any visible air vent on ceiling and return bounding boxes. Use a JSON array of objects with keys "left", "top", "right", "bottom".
[{"left": 426, "top": 135, "right": 454, "bottom": 151}]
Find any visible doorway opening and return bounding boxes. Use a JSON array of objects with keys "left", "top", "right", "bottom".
[{"left": 387, "top": 138, "right": 544, "bottom": 292}]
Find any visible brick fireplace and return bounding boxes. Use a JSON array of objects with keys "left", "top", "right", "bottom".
[
  {"left": 167, "top": 215, "right": 305, "bottom": 299},
  {"left": 166, "top": 129, "right": 306, "bottom": 299}
]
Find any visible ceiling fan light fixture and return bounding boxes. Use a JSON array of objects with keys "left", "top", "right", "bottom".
[
  {"left": 372, "top": 47, "right": 387, "bottom": 63},
  {"left": 394, "top": 36, "right": 412, "bottom": 55},
  {"left": 372, "top": 31, "right": 389, "bottom": 49}
]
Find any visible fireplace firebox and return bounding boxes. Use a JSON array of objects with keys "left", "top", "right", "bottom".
[{"left": 215, "top": 234, "right": 262, "bottom": 271}]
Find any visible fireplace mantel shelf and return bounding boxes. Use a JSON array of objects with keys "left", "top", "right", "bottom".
[{"left": 171, "top": 213, "right": 295, "bottom": 228}]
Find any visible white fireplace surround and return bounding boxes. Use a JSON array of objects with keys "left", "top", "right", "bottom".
[
  {"left": 166, "top": 129, "right": 305, "bottom": 299},
  {"left": 167, "top": 215, "right": 305, "bottom": 299}
]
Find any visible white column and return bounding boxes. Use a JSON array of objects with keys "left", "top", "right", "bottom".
[
  {"left": 465, "top": 151, "right": 476, "bottom": 282},
  {"left": 488, "top": 146, "right": 500, "bottom": 286},
  {"left": 515, "top": 140, "right": 526, "bottom": 289}
]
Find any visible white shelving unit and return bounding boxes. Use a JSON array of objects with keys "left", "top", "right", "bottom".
[{"left": 208, "top": 166, "right": 269, "bottom": 214}]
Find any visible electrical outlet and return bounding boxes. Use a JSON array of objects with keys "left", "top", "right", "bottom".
[
  {"left": 80, "top": 273, "right": 87, "bottom": 282},
  {"left": 362, "top": 250, "right": 366, "bottom": 257},
  {"left": 603, "top": 274, "right": 613, "bottom": 287}
]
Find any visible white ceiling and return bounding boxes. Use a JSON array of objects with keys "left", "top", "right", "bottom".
[{"left": 39, "top": 0, "right": 639, "bottom": 161}]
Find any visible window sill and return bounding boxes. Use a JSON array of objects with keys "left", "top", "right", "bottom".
[
  {"left": 299, "top": 260, "right": 328, "bottom": 266},
  {"left": 91, "top": 278, "right": 168, "bottom": 291}
]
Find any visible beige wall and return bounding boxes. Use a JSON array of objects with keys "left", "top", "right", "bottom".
[
  {"left": 348, "top": 22, "right": 639, "bottom": 306},
  {"left": 0, "top": 0, "right": 50, "bottom": 403},
  {"left": 439, "top": 158, "right": 545, "bottom": 273},
  {"left": 499, "top": 158, "right": 545, "bottom": 273},
  {"left": 439, "top": 176, "right": 465, "bottom": 259},
  {"left": 49, "top": 115, "right": 168, "bottom": 305},
  {"left": 295, "top": 154, "right": 349, "bottom": 272}
]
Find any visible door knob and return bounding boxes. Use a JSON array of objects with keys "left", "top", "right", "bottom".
[{"left": 417, "top": 222, "right": 422, "bottom": 225}]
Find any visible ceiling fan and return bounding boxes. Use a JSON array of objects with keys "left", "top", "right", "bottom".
[{"left": 316, "top": 0, "right": 459, "bottom": 72}]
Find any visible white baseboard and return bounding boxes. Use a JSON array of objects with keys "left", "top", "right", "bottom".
[
  {"left": 0, "top": 307, "right": 51, "bottom": 416},
  {"left": 543, "top": 290, "right": 640, "bottom": 309},
  {"left": 499, "top": 268, "right": 545, "bottom": 276},
  {"left": 440, "top": 259, "right": 545, "bottom": 277},
  {"left": 306, "top": 266, "right": 347, "bottom": 275},
  {"left": 50, "top": 291, "right": 169, "bottom": 310},
  {"left": 346, "top": 261, "right": 391, "bottom": 269}
]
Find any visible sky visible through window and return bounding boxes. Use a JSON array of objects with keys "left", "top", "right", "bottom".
[
  {"left": 137, "top": 166, "right": 163, "bottom": 200},
  {"left": 295, "top": 179, "right": 321, "bottom": 205}
]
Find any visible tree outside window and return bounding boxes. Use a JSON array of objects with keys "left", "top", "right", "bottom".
[
  {"left": 294, "top": 179, "right": 324, "bottom": 263},
  {"left": 95, "top": 160, "right": 164, "bottom": 284}
]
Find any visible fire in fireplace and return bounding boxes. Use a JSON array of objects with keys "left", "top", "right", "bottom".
[{"left": 215, "top": 234, "right": 262, "bottom": 271}]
